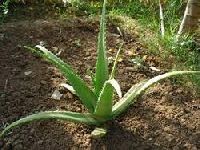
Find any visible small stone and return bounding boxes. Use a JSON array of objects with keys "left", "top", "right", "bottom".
[
  {"left": 85, "top": 51, "right": 90, "bottom": 56},
  {"left": 108, "top": 48, "right": 115, "bottom": 53},
  {"left": 60, "top": 83, "right": 76, "bottom": 94},
  {"left": 40, "top": 80, "right": 47, "bottom": 85},
  {"left": 118, "top": 69, "right": 124, "bottom": 74},
  {"left": 143, "top": 55, "right": 148, "bottom": 60},
  {"left": 163, "top": 126, "right": 171, "bottom": 132},
  {"left": 180, "top": 118, "right": 185, "bottom": 123},
  {"left": 52, "top": 47, "right": 59, "bottom": 52},
  {"left": 117, "top": 58, "right": 123, "bottom": 62},
  {"left": 39, "top": 41, "right": 46, "bottom": 46},
  {"left": 51, "top": 89, "right": 63, "bottom": 100},
  {"left": 165, "top": 134, "right": 174, "bottom": 142},
  {"left": 108, "top": 56, "right": 113, "bottom": 64},
  {"left": 24, "top": 71, "right": 32, "bottom": 76},
  {"left": 126, "top": 67, "right": 134, "bottom": 71},
  {"left": 148, "top": 138, "right": 153, "bottom": 141},
  {"left": 37, "top": 140, "right": 44, "bottom": 145},
  {"left": 85, "top": 75, "right": 92, "bottom": 80},
  {"left": 127, "top": 51, "right": 134, "bottom": 56}
]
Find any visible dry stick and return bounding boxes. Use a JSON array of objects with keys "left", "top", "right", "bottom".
[
  {"left": 4, "top": 79, "right": 8, "bottom": 92},
  {"left": 159, "top": 0, "right": 165, "bottom": 38},
  {"left": 117, "top": 27, "right": 123, "bottom": 37}
]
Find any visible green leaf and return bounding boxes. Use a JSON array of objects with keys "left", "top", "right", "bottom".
[
  {"left": 0, "top": 111, "right": 99, "bottom": 138},
  {"left": 112, "top": 71, "right": 200, "bottom": 117},
  {"left": 94, "top": 82, "right": 113, "bottom": 118},
  {"left": 94, "top": 79, "right": 121, "bottom": 118},
  {"left": 108, "top": 79, "right": 122, "bottom": 98},
  {"left": 25, "top": 46, "right": 97, "bottom": 113},
  {"left": 94, "top": 0, "right": 109, "bottom": 97}
]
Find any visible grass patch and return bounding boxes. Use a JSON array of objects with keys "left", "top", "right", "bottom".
[
  {"left": 77, "top": 0, "right": 200, "bottom": 91},
  {"left": 109, "top": 0, "right": 200, "bottom": 88}
]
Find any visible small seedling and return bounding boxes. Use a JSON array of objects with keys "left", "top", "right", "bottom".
[{"left": 0, "top": 0, "right": 199, "bottom": 138}]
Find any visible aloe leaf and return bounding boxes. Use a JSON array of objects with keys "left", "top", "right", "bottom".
[
  {"left": 108, "top": 79, "right": 122, "bottom": 98},
  {"left": 0, "top": 111, "right": 99, "bottom": 138},
  {"left": 94, "top": 79, "right": 121, "bottom": 118},
  {"left": 25, "top": 46, "right": 97, "bottom": 113},
  {"left": 94, "top": 0, "right": 109, "bottom": 97},
  {"left": 94, "top": 82, "right": 113, "bottom": 118},
  {"left": 112, "top": 71, "right": 200, "bottom": 117}
]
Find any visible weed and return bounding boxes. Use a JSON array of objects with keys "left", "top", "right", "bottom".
[{"left": 0, "top": 0, "right": 10, "bottom": 23}]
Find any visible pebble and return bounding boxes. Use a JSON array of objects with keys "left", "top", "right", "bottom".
[
  {"left": 37, "top": 140, "right": 44, "bottom": 145},
  {"left": 51, "top": 89, "right": 63, "bottom": 100},
  {"left": 118, "top": 69, "right": 124, "bottom": 74},
  {"left": 126, "top": 51, "right": 134, "bottom": 56},
  {"left": 24, "top": 71, "right": 32, "bottom": 76},
  {"left": 40, "top": 80, "right": 47, "bottom": 85},
  {"left": 163, "top": 126, "right": 171, "bottom": 132},
  {"left": 165, "top": 134, "right": 174, "bottom": 142},
  {"left": 85, "top": 75, "right": 92, "bottom": 80},
  {"left": 126, "top": 67, "right": 135, "bottom": 71},
  {"left": 85, "top": 51, "right": 90, "bottom": 56}
]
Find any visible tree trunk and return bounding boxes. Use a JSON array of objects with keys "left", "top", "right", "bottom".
[{"left": 177, "top": 0, "right": 200, "bottom": 36}]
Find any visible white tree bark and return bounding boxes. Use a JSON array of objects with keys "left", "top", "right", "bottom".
[
  {"left": 177, "top": 0, "right": 200, "bottom": 37},
  {"left": 159, "top": 0, "right": 165, "bottom": 37}
]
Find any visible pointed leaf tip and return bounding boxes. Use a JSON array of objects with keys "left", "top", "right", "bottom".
[
  {"left": 94, "top": 0, "right": 109, "bottom": 96},
  {"left": 0, "top": 111, "right": 99, "bottom": 138},
  {"left": 107, "top": 79, "right": 122, "bottom": 98}
]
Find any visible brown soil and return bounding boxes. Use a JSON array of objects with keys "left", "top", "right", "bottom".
[{"left": 0, "top": 5, "right": 200, "bottom": 150}]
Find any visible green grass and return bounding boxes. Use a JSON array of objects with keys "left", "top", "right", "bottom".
[
  {"left": 78, "top": 0, "right": 199, "bottom": 69},
  {"left": 104, "top": 0, "right": 200, "bottom": 89},
  {"left": 0, "top": 0, "right": 10, "bottom": 23}
]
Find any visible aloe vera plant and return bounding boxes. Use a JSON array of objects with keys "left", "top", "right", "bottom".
[{"left": 1, "top": 0, "right": 200, "bottom": 138}]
